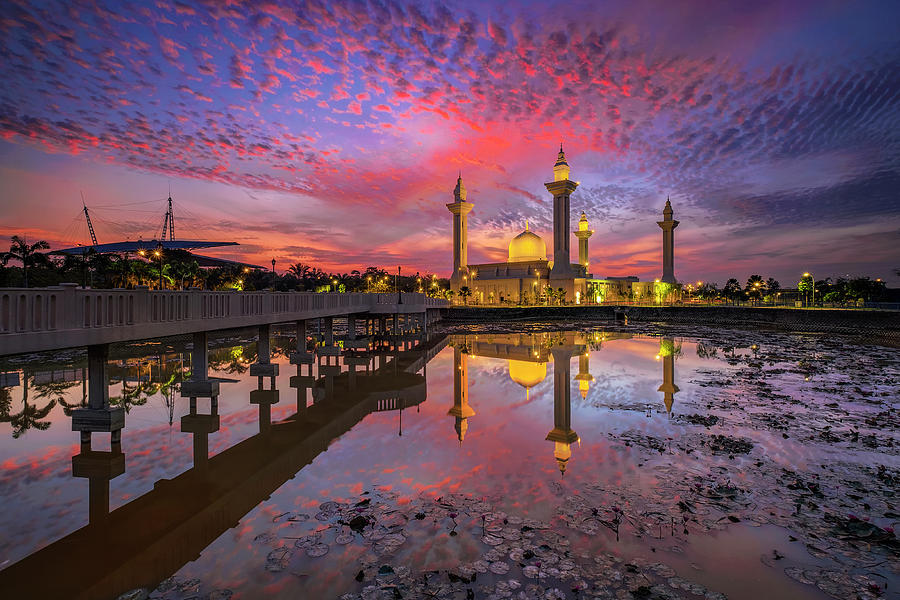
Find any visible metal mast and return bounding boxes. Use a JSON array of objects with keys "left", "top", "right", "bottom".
[
  {"left": 167, "top": 196, "right": 175, "bottom": 241},
  {"left": 81, "top": 193, "right": 98, "bottom": 246}
]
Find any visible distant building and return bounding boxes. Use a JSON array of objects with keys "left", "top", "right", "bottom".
[{"left": 446, "top": 147, "right": 680, "bottom": 304}]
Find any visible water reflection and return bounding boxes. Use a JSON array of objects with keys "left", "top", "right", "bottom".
[
  {"left": 0, "top": 329, "right": 441, "bottom": 599},
  {"left": 0, "top": 328, "right": 694, "bottom": 599}
]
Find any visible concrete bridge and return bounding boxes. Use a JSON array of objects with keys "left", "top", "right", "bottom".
[
  {"left": 0, "top": 331, "right": 446, "bottom": 600},
  {"left": 0, "top": 284, "right": 447, "bottom": 355},
  {"left": 0, "top": 284, "right": 446, "bottom": 458}
]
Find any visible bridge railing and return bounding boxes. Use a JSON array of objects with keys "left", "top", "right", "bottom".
[{"left": 0, "top": 286, "right": 448, "bottom": 337}]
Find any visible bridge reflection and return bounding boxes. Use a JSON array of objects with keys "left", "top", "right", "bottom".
[{"left": 0, "top": 331, "right": 444, "bottom": 600}]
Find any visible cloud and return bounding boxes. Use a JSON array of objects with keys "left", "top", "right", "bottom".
[{"left": 0, "top": 0, "right": 898, "bottom": 283}]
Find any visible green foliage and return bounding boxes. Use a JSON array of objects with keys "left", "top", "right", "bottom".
[{"left": 653, "top": 281, "right": 678, "bottom": 303}]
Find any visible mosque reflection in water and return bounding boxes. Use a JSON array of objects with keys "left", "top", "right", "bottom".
[
  {"left": 0, "top": 328, "right": 680, "bottom": 599},
  {"left": 450, "top": 332, "right": 679, "bottom": 475}
]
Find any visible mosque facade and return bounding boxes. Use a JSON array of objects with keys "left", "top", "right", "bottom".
[{"left": 446, "top": 147, "right": 680, "bottom": 304}]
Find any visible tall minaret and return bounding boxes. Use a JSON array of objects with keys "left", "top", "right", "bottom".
[
  {"left": 545, "top": 145, "right": 578, "bottom": 287},
  {"left": 657, "top": 198, "right": 679, "bottom": 284},
  {"left": 546, "top": 347, "right": 578, "bottom": 476},
  {"left": 574, "top": 351, "right": 594, "bottom": 399},
  {"left": 657, "top": 337, "right": 680, "bottom": 415},
  {"left": 574, "top": 212, "right": 593, "bottom": 272},
  {"left": 447, "top": 174, "right": 474, "bottom": 291},
  {"left": 448, "top": 344, "right": 475, "bottom": 442}
]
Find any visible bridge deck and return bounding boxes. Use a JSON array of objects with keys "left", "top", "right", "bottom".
[{"left": 0, "top": 286, "right": 446, "bottom": 355}]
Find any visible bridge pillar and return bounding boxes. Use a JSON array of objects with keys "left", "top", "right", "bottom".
[
  {"left": 290, "top": 320, "right": 313, "bottom": 374},
  {"left": 181, "top": 331, "right": 220, "bottom": 398},
  {"left": 297, "top": 319, "right": 307, "bottom": 350},
  {"left": 181, "top": 396, "right": 219, "bottom": 473},
  {"left": 250, "top": 324, "right": 279, "bottom": 378},
  {"left": 290, "top": 365, "right": 314, "bottom": 413},
  {"left": 73, "top": 344, "right": 125, "bottom": 447},
  {"left": 72, "top": 440, "right": 125, "bottom": 525},
  {"left": 347, "top": 314, "right": 356, "bottom": 340},
  {"left": 250, "top": 375, "right": 279, "bottom": 434},
  {"left": 324, "top": 316, "right": 334, "bottom": 346}
]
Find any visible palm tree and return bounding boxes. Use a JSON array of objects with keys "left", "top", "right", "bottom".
[
  {"left": 745, "top": 274, "right": 765, "bottom": 305},
  {"left": 288, "top": 262, "right": 310, "bottom": 279},
  {"left": 1, "top": 235, "right": 50, "bottom": 288},
  {"left": 1, "top": 374, "right": 57, "bottom": 438},
  {"left": 109, "top": 254, "right": 135, "bottom": 288}
]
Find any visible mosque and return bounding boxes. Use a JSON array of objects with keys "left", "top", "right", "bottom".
[{"left": 447, "top": 146, "right": 680, "bottom": 304}]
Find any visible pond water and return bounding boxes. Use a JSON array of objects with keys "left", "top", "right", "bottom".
[{"left": 0, "top": 323, "right": 897, "bottom": 600}]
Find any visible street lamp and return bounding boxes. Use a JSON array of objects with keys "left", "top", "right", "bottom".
[
  {"left": 154, "top": 244, "right": 163, "bottom": 290},
  {"left": 803, "top": 272, "right": 814, "bottom": 307},
  {"left": 271, "top": 258, "right": 276, "bottom": 273}
]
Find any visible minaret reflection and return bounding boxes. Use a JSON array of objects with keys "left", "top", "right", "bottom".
[
  {"left": 656, "top": 337, "right": 680, "bottom": 415},
  {"left": 573, "top": 352, "right": 594, "bottom": 399},
  {"left": 448, "top": 342, "right": 475, "bottom": 442},
  {"left": 546, "top": 347, "right": 579, "bottom": 476}
]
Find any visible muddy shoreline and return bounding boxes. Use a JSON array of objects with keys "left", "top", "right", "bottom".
[{"left": 439, "top": 306, "right": 900, "bottom": 346}]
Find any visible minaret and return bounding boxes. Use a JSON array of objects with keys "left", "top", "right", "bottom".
[
  {"left": 657, "top": 198, "right": 679, "bottom": 284},
  {"left": 545, "top": 145, "right": 578, "bottom": 289},
  {"left": 574, "top": 212, "right": 593, "bottom": 272},
  {"left": 446, "top": 174, "right": 474, "bottom": 292},
  {"left": 448, "top": 344, "right": 475, "bottom": 442},
  {"left": 657, "top": 337, "right": 680, "bottom": 415},
  {"left": 546, "top": 347, "right": 578, "bottom": 476},
  {"left": 574, "top": 352, "right": 594, "bottom": 399}
]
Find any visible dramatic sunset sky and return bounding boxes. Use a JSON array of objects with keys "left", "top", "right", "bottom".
[{"left": 1, "top": 0, "right": 898, "bottom": 285}]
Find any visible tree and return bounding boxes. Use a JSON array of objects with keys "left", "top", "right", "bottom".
[
  {"left": 696, "top": 282, "right": 719, "bottom": 301},
  {"left": 723, "top": 279, "right": 742, "bottom": 304},
  {"left": 1, "top": 236, "right": 50, "bottom": 288},
  {"left": 798, "top": 274, "right": 813, "bottom": 306},
  {"left": 0, "top": 375, "right": 56, "bottom": 438},
  {"left": 556, "top": 287, "right": 567, "bottom": 305},
  {"left": 745, "top": 274, "right": 765, "bottom": 304},
  {"left": 458, "top": 286, "right": 471, "bottom": 305}
]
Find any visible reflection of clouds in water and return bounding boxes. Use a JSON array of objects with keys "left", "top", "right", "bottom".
[{"left": 1, "top": 329, "right": 898, "bottom": 599}]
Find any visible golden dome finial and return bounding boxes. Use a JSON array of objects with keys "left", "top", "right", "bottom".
[
  {"left": 553, "top": 144, "right": 570, "bottom": 181},
  {"left": 453, "top": 173, "right": 467, "bottom": 202}
]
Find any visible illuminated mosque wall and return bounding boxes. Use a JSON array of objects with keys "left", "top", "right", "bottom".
[{"left": 446, "top": 148, "right": 681, "bottom": 305}]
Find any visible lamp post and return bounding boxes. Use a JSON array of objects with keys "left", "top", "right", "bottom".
[
  {"left": 803, "top": 272, "right": 814, "bottom": 307},
  {"left": 397, "top": 265, "right": 402, "bottom": 304},
  {"left": 154, "top": 244, "right": 164, "bottom": 290},
  {"left": 535, "top": 270, "right": 540, "bottom": 306},
  {"left": 367, "top": 275, "right": 372, "bottom": 293},
  {"left": 271, "top": 258, "right": 276, "bottom": 273}
]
